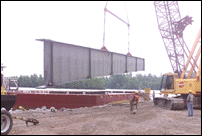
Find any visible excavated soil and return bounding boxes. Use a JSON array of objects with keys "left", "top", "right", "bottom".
[{"left": 9, "top": 101, "right": 201, "bottom": 135}]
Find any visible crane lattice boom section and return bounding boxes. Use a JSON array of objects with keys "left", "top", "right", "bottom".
[
  {"left": 154, "top": 1, "right": 185, "bottom": 76},
  {"left": 154, "top": 1, "right": 197, "bottom": 77}
]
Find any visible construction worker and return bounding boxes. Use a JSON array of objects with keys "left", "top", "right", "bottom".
[
  {"left": 152, "top": 91, "right": 155, "bottom": 101},
  {"left": 186, "top": 90, "right": 196, "bottom": 117},
  {"left": 130, "top": 91, "right": 139, "bottom": 112},
  {"left": 164, "top": 94, "right": 168, "bottom": 97}
]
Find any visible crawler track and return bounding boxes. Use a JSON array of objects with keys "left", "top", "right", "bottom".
[{"left": 154, "top": 97, "right": 185, "bottom": 110}]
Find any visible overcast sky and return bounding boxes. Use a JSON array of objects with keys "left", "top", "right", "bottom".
[{"left": 1, "top": 1, "right": 201, "bottom": 77}]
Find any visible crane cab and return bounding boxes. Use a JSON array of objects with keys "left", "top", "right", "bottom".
[{"left": 159, "top": 73, "right": 179, "bottom": 94}]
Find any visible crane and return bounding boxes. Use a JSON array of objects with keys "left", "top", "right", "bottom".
[
  {"left": 152, "top": 1, "right": 201, "bottom": 110},
  {"left": 1, "top": 65, "right": 17, "bottom": 135},
  {"left": 1, "top": 2, "right": 200, "bottom": 135}
]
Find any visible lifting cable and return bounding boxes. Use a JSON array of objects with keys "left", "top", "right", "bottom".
[
  {"left": 102, "top": 1, "right": 131, "bottom": 56},
  {"left": 101, "top": 1, "right": 108, "bottom": 52},
  {"left": 124, "top": 1, "right": 131, "bottom": 56},
  {"left": 185, "top": 1, "right": 191, "bottom": 17}
]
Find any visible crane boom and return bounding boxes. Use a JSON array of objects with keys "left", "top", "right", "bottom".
[
  {"left": 181, "top": 27, "right": 201, "bottom": 79},
  {"left": 154, "top": 1, "right": 185, "bottom": 76},
  {"left": 154, "top": 1, "right": 196, "bottom": 77}
]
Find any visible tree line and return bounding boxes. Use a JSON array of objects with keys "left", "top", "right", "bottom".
[
  {"left": 103, "top": 73, "right": 162, "bottom": 90},
  {"left": 8, "top": 73, "right": 163, "bottom": 90}
]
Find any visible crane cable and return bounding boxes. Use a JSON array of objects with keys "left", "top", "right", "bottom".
[
  {"left": 102, "top": 1, "right": 108, "bottom": 51},
  {"left": 185, "top": 1, "right": 191, "bottom": 16},
  {"left": 124, "top": 1, "right": 131, "bottom": 56},
  {"left": 102, "top": 1, "right": 131, "bottom": 55}
]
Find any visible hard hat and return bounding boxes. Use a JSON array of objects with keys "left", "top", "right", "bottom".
[
  {"left": 189, "top": 90, "right": 192, "bottom": 93},
  {"left": 135, "top": 91, "right": 138, "bottom": 94}
]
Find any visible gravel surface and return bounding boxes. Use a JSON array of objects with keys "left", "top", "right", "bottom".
[{"left": 9, "top": 101, "right": 201, "bottom": 135}]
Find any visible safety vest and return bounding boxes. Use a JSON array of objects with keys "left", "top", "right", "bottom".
[
  {"left": 134, "top": 96, "right": 139, "bottom": 102},
  {"left": 190, "top": 94, "right": 194, "bottom": 102}
]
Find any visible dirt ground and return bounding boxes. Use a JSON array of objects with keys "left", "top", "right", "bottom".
[{"left": 9, "top": 101, "right": 201, "bottom": 135}]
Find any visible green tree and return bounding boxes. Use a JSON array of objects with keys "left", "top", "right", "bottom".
[
  {"left": 104, "top": 73, "right": 163, "bottom": 90},
  {"left": 57, "top": 78, "right": 105, "bottom": 89},
  {"left": 17, "top": 74, "right": 44, "bottom": 87}
]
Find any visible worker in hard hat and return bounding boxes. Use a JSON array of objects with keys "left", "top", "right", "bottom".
[
  {"left": 186, "top": 90, "right": 196, "bottom": 117},
  {"left": 130, "top": 91, "right": 139, "bottom": 113}
]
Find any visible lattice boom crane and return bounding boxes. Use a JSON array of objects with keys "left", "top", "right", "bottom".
[{"left": 152, "top": 1, "right": 201, "bottom": 110}]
